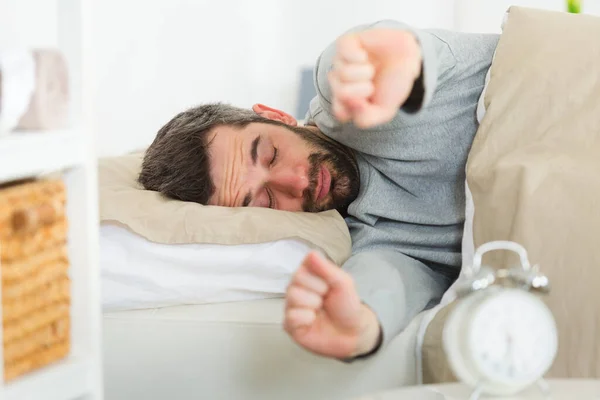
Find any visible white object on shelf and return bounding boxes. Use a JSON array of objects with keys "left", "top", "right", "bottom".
[
  {"left": 0, "top": 50, "right": 36, "bottom": 136},
  {"left": 0, "top": 129, "right": 86, "bottom": 182}
]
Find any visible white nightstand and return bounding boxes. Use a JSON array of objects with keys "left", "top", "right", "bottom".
[{"left": 355, "top": 380, "right": 600, "bottom": 400}]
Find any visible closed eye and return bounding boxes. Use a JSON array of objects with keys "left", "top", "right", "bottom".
[
  {"left": 270, "top": 147, "right": 278, "bottom": 167},
  {"left": 267, "top": 188, "right": 275, "bottom": 209},
  {"left": 264, "top": 146, "right": 278, "bottom": 208}
]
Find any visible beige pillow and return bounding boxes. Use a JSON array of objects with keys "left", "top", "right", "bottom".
[
  {"left": 98, "top": 153, "right": 352, "bottom": 266},
  {"left": 422, "top": 6, "right": 600, "bottom": 383}
]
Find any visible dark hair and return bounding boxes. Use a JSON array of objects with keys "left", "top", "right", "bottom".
[{"left": 138, "top": 103, "right": 277, "bottom": 204}]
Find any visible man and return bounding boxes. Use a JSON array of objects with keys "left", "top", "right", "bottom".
[{"left": 139, "top": 20, "right": 499, "bottom": 360}]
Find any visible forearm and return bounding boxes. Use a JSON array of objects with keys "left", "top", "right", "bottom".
[
  {"left": 311, "top": 19, "right": 449, "bottom": 120},
  {"left": 352, "top": 303, "right": 383, "bottom": 357},
  {"left": 353, "top": 26, "right": 424, "bottom": 108},
  {"left": 343, "top": 249, "right": 450, "bottom": 355},
  {"left": 362, "top": 19, "right": 441, "bottom": 112}
]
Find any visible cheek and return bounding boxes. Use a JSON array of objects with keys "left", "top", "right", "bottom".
[
  {"left": 280, "top": 147, "right": 310, "bottom": 170},
  {"left": 292, "top": 154, "right": 309, "bottom": 168},
  {"left": 275, "top": 197, "right": 304, "bottom": 212}
]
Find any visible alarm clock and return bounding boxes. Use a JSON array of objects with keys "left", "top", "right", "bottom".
[{"left": 443, "top": 241, "right": 558, "bottom": 399}]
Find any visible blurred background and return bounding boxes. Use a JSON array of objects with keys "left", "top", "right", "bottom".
[{"left": 1, "top": 0, "right": 598, "bottom": 157}]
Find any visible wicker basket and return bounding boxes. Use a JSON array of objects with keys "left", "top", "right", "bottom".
[{"left": 0, "top": 179, "right": 70, "bottom": 381}]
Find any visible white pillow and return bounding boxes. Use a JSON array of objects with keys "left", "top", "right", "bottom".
[{"left": 101, "top": 223, "right": 312, "bottom": 311}]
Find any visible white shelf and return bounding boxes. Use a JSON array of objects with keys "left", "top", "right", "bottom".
[
  {"left": 1, "top": 0, "right": 103, "bottom": 398},
  {"left": 0, "top": 130, "right": 87, "bottom": 183},
  {"left": 3, "top": 356, "right": 90, "bottom": 400}
]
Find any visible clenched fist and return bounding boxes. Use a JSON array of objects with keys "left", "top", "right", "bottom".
[
  {"left": 329, "top": 29, "right": 422, "bottom": 128},
  {"left": 284, "top": 252, "right": 381, "bottom": 359}
]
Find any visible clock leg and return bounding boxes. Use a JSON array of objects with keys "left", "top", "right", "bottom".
[
  {"left": 536, "top": 378, "right": 551, "bottom": 399},
  {"left": 469, "top": 382, "right": 485, "bottom": 400}
]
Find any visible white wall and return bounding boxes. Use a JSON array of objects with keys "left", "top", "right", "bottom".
[
  {"left": 8, "top": 1, "right": 599, "bottom": 157},
  {"left": 92, "top": 0, "right": 455, "bottom": 156},
  {"left": 455, "top": 0, "right": 600, "bottom": 32},
  {"left": 0, "top": 0, "right": 58, "bottom": 48}
]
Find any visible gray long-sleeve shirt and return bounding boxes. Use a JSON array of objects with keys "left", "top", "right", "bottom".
[{"left": 306, "top": 20, "right": 500, "bottom": 349}]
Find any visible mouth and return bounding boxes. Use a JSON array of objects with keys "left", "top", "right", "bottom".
[{"left": 316, "top": 164, "right": 331, "bottom": 202}]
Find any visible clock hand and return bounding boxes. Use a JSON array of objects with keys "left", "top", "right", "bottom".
[{"left": 504, "top": 332, "right": 514, "bottom": 363}]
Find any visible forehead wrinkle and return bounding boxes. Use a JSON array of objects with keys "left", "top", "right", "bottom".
[
  {"left": 226, "top": 135, "right": 247, "bottom": 207},
  {"left": 215, "top": 151, "right": 229, "bottom": 207},
  {"left": 214, "top": 131, "right": 235, "bottom": 207},
  {"left": 206, "top": 128, "right": 227, "bottom": 207}
]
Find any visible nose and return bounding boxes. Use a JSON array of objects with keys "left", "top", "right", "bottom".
[{"left": 269, "top": 165, "right": 309, "bottom": 198}]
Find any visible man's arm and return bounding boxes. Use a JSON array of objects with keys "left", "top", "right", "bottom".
[
  {"left": 283, "top": 252, "right": 380, "bottom": 359},
  {"left": 308, "top": 20, "right": 457, "bottom": 128},
  {"left": 342, "top": 249, "right": 449, "bottom": 353},
  {"left": 284, "top": 249, "right": 449, "bottom": 359}
]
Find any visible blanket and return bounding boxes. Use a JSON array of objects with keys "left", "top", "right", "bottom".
[{"left": 421, "top": 6, "right": 600, "bottom": 383}]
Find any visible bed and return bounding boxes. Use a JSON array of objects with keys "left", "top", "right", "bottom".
[
  {"left": 103, "top": 297, "right": 425, "bottom": 400},
  {"left": 98, "top": 153, "right": 427, "bottom": 400},
  {"left": 102, "top": 7, "right": 600, "bottom": 398}
]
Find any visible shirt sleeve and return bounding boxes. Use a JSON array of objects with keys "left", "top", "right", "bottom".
[
  {"left": 342, "top": 249, "right": 451, "bottom": 356},
  {"left": 307, "top": 19, "right": 457, "bottom": 124}
]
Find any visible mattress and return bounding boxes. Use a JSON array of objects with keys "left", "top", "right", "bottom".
[{"left": 103, "top": 299, "right": 425, "bottom": 400}]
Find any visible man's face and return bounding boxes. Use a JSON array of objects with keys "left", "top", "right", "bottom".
[{"left": 207, "top": 122, "right": 359, "bottom": 213}]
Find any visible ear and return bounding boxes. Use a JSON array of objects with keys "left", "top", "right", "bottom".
[{"left": 252, "top": 104, "right": 298, "bottom": 126}]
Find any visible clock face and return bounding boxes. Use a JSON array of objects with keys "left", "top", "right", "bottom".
[{"left": 467, "top": 289, "right": 558, "bottom": 385}]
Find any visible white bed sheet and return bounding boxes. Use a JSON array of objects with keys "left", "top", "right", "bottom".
[{"left": 100, "top": 223, "right": 312, "bottom": 311}]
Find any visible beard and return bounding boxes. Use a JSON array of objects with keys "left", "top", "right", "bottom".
[{"left": 287, "top": 125, "right": 360, "bottom": 214}]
